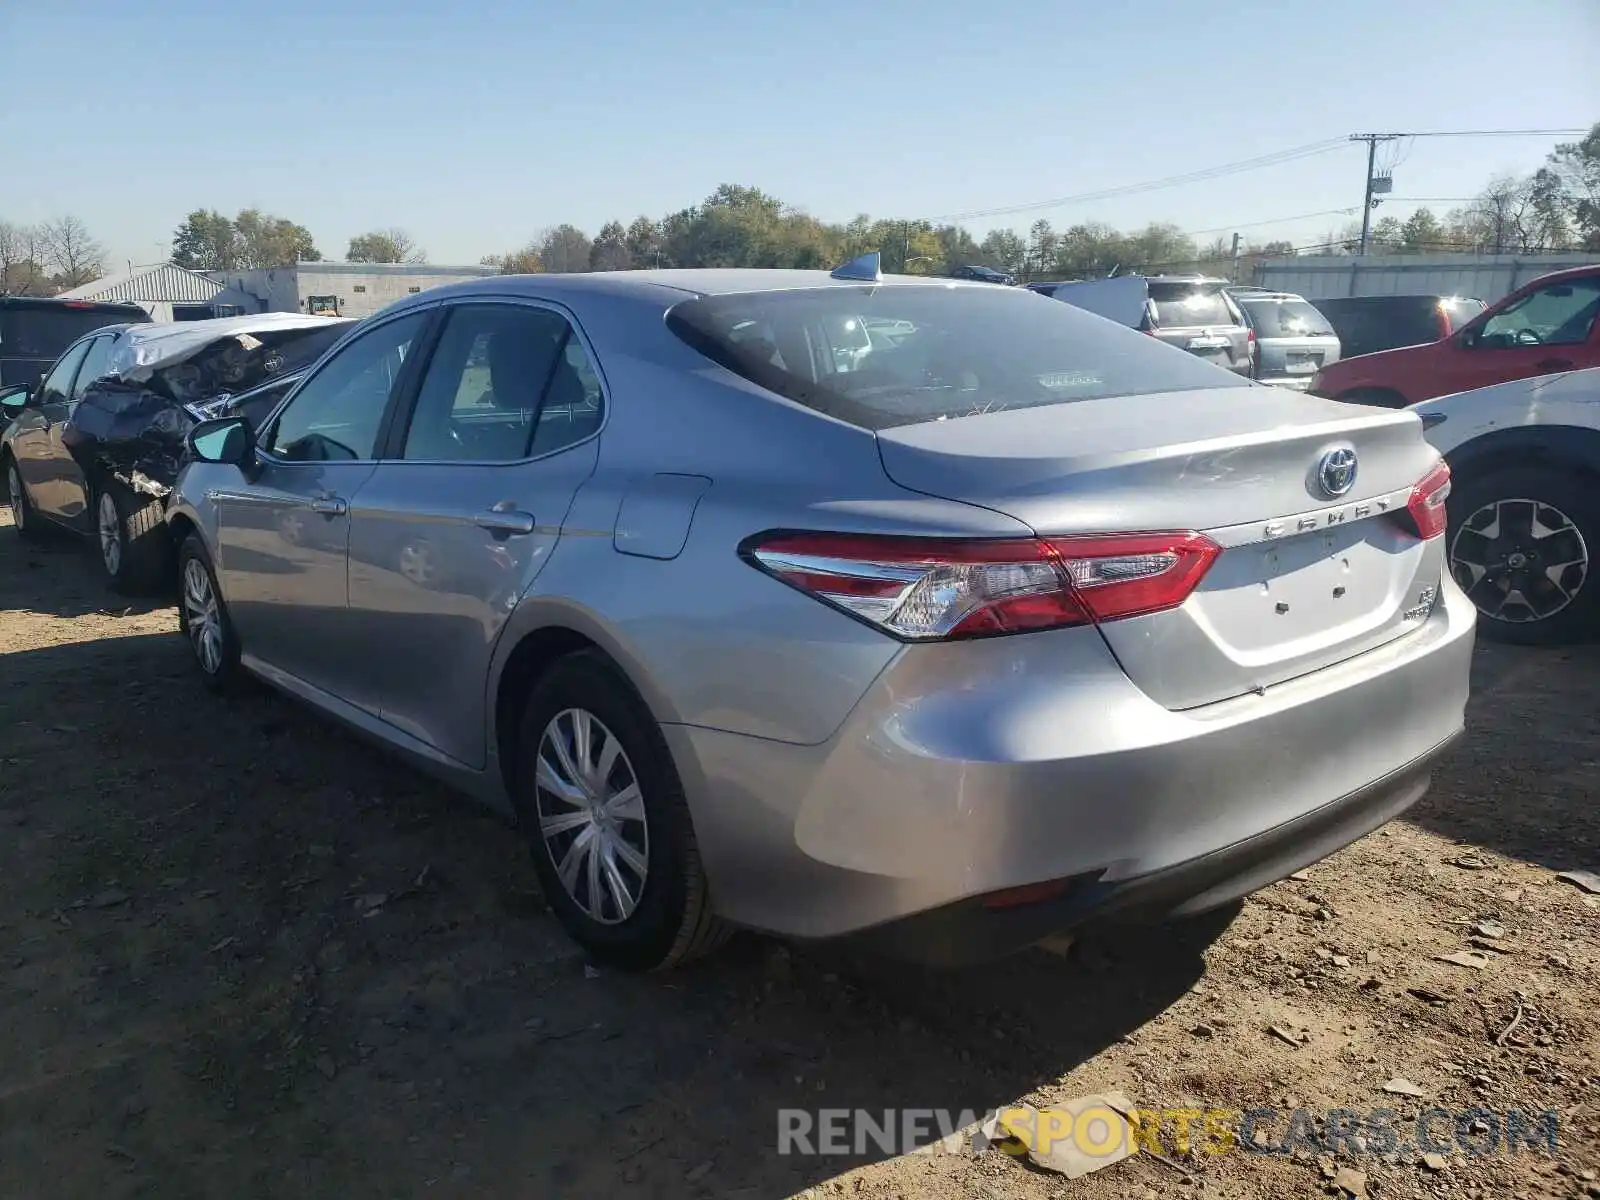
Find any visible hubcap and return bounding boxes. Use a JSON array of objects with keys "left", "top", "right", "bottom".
[
  {"left": 533, "top": 708, "right": 649, "bottom": 925},
  {"left": 7, "top": 464, "right": 23, "bottom": 530},
  {"left": 182, "top": 558, "right": 224, "bottom": 674},
  {"left": 98, "top": 492, "right": 122, "bottom": 576},
  {"left": 1449, "top": 497, "right": 1589, "bottom": 624}
]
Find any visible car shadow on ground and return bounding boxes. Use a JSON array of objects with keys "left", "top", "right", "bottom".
[
  {"left": 0, "top": 524, "right": 174, "bottom": 618},
  {"left": 0, "top": 631, "right": 1221, "bottom": 1200},
  {"left": 1408, "top": 639, "right": 1600, "bottom": 876}
]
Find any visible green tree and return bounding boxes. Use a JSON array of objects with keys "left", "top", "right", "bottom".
[
  {"left": 1370, "top": 215, "right": 1405, "bottom": 251},
  {"left": 481, "top": 245, "right": 543, "bottom": 274},
  {"left": 624, "top": 216, "right": 660, "bottom": 268},
  {"left": 172, "top": 209, "right": 241, "bottom": 270},
  {"left": 589, "top": 221, "right": 632, "bottom": 271},
  {"left": 979, "top": 228, "right": 1027, "bottom": 275},
  {"left": 346, "top": 228, "right": 425, "bottom": 263},
  {"left": 1400, "top": 208, "right": 1444, "bottom": 253},
  {"left": 538, "top": 225, "right": 592, "bottom": 273}
]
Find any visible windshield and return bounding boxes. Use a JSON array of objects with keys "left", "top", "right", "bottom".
[
  {"left": 1240, "top": 297, "right": 1335, "bottom": 338},
  {"left": 1147, "top": 284, "right": 1235, "bottom": 329},
  {"left": 665, "top": 284, "right": 1240, "bottom": 431}
]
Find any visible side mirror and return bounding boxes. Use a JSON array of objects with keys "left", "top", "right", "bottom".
[
  {"left": 188, "top": 416, "right": 253, "bottom": 466},
  {"left": 0, "top": 384, "right": 33, "bottom": 414}
]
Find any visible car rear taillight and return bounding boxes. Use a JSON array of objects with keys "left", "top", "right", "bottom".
[
  {"left": 1402, "top": 461, "right": 1451, "bottom": 540},
  {"left": 742, "top": 531, "right": 1221, "bottom": 641}
]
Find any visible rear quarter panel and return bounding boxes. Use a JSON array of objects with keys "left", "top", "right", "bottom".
[{"left": 493, "top": 312, "right": 1034, "bottom": 747}]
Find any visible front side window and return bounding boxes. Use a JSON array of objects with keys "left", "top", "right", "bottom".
[
  {"left": 37, "top": 339, "right": 93, "bottom": 405},
  {"left": 70, "top": 335, "right": 114, "bottom": 400},
  {"left": 400, "top": 303, "right": 602, "bottom": 462},
  {"left": 1476, "top": 278, "right": 1600, "bottom": 348},
  {"left": 666, "top": 283, "right": 1238, "bottom": 431},
  {"left": 264, "top": 312, "right": 427, "bottom": 462}
]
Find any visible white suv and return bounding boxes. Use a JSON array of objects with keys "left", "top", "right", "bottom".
[{"left": 1415, "top": 367, "right": 1600, "bottom": 645}]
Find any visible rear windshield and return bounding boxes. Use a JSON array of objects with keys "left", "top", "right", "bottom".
[
  {"left": 0, "top": 304, "right": 146, "bottom": 357},
  {"left": 1147, "top": 283, "right": 1234, "bottom": 329},
  {"left": 1239, "top": 297, "right": 1335, "bottom": 338},
  {"left": 664, "top": 284, "right": 1240, "bottom": 431}
]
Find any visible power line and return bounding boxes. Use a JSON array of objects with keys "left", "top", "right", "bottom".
[
  {"left": 1386, "top": 128, "right": 1587, "bottom": 138},
  {"left": 934, "top": 139, "right": 1348, "bottom": 222},
  {"left": 1182, "top": 207, "right": 1358, "bottom": 238}
]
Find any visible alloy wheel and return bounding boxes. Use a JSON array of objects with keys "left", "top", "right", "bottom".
[
  {"left": 97, "top": 491, "right": 123, "bottom": 576},
  {"left": 182, "top": 558, "right": 225, "bottom": 674},
  {"left": 7, "top": 464, "right": 24, "bottom": 532},
  {"left": 1449, "top": 496, "right": 1589, "bottom": 624},
  {"left": 533, "top": 707, "right": 649, "bottom": 925}
]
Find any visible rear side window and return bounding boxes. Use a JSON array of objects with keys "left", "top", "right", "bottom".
[
  {"left": 1316, "top": 297, "right": 1439, "bottom": 355},
  {"left": 1147, "top": 284, "right": 1235, "bottom": 329},
  {"left": 1238, "top": 298, "right": 1335, "bottom": 338},
  {"left": 665, "top": 284, "right": 1239, "bottom": 431}
]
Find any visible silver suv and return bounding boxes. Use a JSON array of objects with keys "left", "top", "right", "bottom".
[{"left": 1229, "top": 288, "right": 1343, "bottom": 391}]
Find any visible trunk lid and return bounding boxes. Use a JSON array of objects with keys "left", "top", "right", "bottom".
[{"left": 875, "top": 387, "right": 1446, "bottom": 708}]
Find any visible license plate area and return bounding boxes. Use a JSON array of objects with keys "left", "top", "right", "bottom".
[{"left": 1191, "top": 522, "right": 1413, "bottom": 662}]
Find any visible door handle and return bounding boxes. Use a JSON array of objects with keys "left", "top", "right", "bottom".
[
  {"left": 1535, "top": 358, "right": 1573, "bottom": 372},
  {"left": 474, "top": 508, "right": 535, "bottom": 535},
  {"left": 309, "top": 495, "right": 347, "bottom": 516}
]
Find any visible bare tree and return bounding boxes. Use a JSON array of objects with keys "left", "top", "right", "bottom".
[
  {"left": 346, "top": 228, "right": 426, "bottom": 264},
  {"left": 40, "top": 215, "right": 106, "bottom": 288},
  {"left": 0, "top": 221, "right": 50, "bottom": 294}
]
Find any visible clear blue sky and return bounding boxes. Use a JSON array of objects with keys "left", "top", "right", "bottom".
[{"left": 2, "top": 0, "right": 1596, "bottom": 269}]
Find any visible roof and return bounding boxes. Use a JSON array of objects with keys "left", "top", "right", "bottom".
[
  {"left": 410, "top": 269, "right": 982, "bottom": 309},
  {"left": 59, "top": 263, "right": 224, "bottom": 304}
]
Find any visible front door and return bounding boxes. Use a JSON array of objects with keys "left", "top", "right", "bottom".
[
  {"left": 346, "top": 300, "right": 604, "bottom": 767},
  {"left": 11, "top": 337, "right": 92, "bottom": 522},
  {"left": 53, "top": 332, "right": 116, "bottom": 527},
  {"left": 214, "top": 309, "right": 432, "bottom": 707},
  {"left": 1441, "top": 275, "right": 1600, "bottom": 395}
]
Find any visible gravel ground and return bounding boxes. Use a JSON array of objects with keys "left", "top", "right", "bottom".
[{"left": 1, "top": 512, "right": 1596, "bottom": 1200}]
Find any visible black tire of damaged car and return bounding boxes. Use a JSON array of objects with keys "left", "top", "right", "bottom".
[{"left": 93, "top": 477, "right": 171, "bottom": 594}]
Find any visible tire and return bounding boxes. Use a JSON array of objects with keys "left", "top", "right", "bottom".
[
  {"left": 177, "top": 533, "right": 243, "bottom": 691},
  {"left": 93, "top": 477, "right": 172, "bottom": 594},
  {"left": 1335, "top": 387, "right": 1408, "bottom": 409},
  {"left": 5, "top": 454, "right": 46, "bottom": 544},
  {"left": 1446, "top": 464, "right": 1600, "bottom": 646},
  {"left": 512, "top": 650, "right": 728, "bottom": 971}
]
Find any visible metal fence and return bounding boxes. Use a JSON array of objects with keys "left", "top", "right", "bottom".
[{"left": 1250, "top": 253, "right": 1600, "bottom": 304}]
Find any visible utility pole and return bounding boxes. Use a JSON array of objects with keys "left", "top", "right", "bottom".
[
  {"left": 1350, "top": 133, "right": 1401, "bottom": 255},
  {"left": 1230, "top": 232, "right": 1241, "bottom": 279}
]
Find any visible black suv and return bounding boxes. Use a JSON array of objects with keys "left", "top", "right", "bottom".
[
  {"left": 0, "top": 296, "right": 152, "bottom": 388},
  {"left": 1312, "top": 294, "right": 1486, "bottom": 360}
]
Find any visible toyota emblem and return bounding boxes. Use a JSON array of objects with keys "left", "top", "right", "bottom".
[{"left": 1317, "top": 447, "right": 1358, "bottom": 498}]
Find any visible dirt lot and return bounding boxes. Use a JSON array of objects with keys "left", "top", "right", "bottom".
[{"left": 1, "top": 512, "right": 1597, "bottom": 1200}]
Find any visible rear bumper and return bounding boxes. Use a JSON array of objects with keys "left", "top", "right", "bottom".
[
  {"left": 838, "top": 731, "right": 1455, "bottom": 965},
  {"left": 667, "top": 577, "right": 1475, "bottom": 950}
]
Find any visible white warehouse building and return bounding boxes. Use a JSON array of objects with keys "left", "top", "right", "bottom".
[{"left": 217, "top": 261, "right": 502, "bottom": 319}]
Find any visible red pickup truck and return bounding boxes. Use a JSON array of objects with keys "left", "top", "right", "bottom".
[{"left": 1309, "top": 265, "right": 1600, "bottom": 407}]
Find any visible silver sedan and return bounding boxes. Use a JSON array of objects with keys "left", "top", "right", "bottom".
[{"left": 166, "top": 256, "right": 1475, "bottom": 970}]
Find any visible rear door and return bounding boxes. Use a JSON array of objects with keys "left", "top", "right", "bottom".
[{"left": 345, "top": 299, "right": 602, "bottom": 768}]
